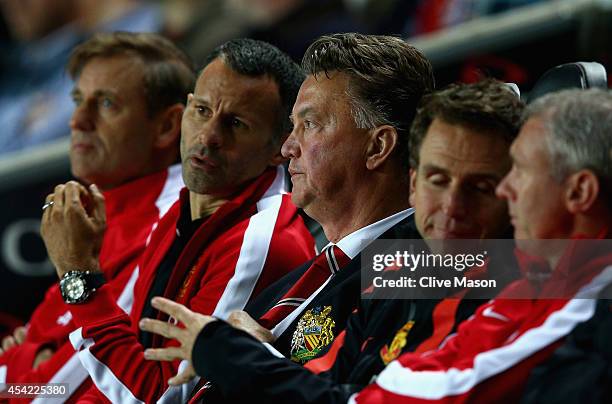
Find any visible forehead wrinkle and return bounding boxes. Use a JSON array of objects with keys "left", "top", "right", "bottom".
[
  {"left": 197, "top": 65, "right": 265, "bottom": 99},
  {"left": 425, "top": 143, "right": 507, "bottom": 167},
  {"left": 194, "top": 83, "right": 277, "bottom": 123},
  {"left": 424, "top": 118, "right": 511, "bottom": 164}
]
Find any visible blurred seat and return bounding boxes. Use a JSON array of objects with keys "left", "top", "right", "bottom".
[{"left": 526, "top": 62, "right": 607, "bottom": 103}]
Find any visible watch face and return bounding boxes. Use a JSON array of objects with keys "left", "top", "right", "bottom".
[
  {"left": 64, "top": 277, "right": 86, "bottom": 300},
  {"left": 60, "top": 272, "right": 89, "bottom": 304}
]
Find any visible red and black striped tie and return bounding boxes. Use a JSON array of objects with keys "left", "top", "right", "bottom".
[{"left": 259, "top": 245, "right": 350, "bottom": 329}]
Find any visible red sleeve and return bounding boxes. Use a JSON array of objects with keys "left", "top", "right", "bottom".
[
  {"left": 2, "top": 342, "right": 86, "bottom": 404},
  {"left": 0, "top": 342, "right": 45, "bottom": 382},
  {"left": 67, "top": 253, "right": 255, "bottom": 403},
  {"left": 0, "top": 262, "right": 139, "bottom": 396},
  {"left": 75, "top": 385, "right": 111, "bottom": 404},
  {"left": 68, "top": 285, "right": 167, "bottom": 403},
  {"left": 68, "top": 195, "right": 314, "bottom": 404},
  {"left": 0, "top": 262, "right": 139, "bottom": 401},
  {"left": 25, "top": 286, "right": 71, "bottom": 345}
]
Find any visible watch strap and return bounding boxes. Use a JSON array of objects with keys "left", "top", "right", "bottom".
[{"left": 85, "top": 271, "right": 106, "bottom": 290}]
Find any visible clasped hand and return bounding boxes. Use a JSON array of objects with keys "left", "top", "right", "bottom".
[{"left": 40, "top": 181, "right": 106, "bottom": 278}]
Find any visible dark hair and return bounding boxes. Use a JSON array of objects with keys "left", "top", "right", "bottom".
[
  {"left": 203, "top": 38, "right": 305, "bottom": 143},
  {"left": 409, "top": 79, "right": 524, "bottom": 168},
  {"left": 68, "top": 31, "right": 196, "bottom": 116},
  {"left": 301, "top": 33, "right": 435, "bottom": 170}
]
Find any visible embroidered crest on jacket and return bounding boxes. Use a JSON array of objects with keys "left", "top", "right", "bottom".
[
  {"left": 380, "top": 320, "right": 415, "bottom": 365},
  {"left": 290, "top": 306, "right": 335, "bottom": 363}
]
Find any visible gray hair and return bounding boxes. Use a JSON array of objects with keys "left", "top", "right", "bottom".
[{"left": 525, "top": 88, "right": 612, "bottom": 184}]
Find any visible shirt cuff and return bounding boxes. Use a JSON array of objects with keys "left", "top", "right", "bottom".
[{"left": 262, "top": 342, "right": 285, "bottom": 358}]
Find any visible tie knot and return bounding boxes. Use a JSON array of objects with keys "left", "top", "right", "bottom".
[{"left": 320, "top": 245, "right": 350, "bottom": 274}]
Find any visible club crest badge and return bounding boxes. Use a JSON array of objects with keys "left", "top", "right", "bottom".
[
  {"left": 380, "top": 320, "right": 415, "bottom": 365},
  {"left": 290, "top": 306, "right": 335, "bottom": 363}
]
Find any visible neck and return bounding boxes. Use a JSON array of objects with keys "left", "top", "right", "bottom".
[
  {"left": 572, "top": 209, "right": 611, "bottom": 239},
  {"left": 545, "top": 211, "right": 611, "bottom": 269},
  {"left": 93, "top": 159, "right": 175, "bottom": 192},
  {"left": 317, "top": 175, "right": 410, "bottom": 243},
  {"left": 189, "top": 191, "right": 228, "bottom": 221},
  {"left": 542, "top": 239, "right": 571, "bottom": 270}
]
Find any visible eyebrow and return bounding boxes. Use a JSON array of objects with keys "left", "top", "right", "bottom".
[
  {"left": 291, "top": 106, "right": 314, "bottom": 121},
  {"left": 421, "top": 163, "right": 448, "bottom": 174},
  {"left": 70, "top": 88, "right": 119, "bottom": 100},
  {"left": 190, "top": 95, "right": 208, "bottom": 104},
  {"left": 421, "top": 163, "right": 504, "bottom": 181}
]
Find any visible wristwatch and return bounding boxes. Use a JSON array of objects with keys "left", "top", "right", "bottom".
[{"left": 59, "top": 271, "right": 106, "bottom": 304}]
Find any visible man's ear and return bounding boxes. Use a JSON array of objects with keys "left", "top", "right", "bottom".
[
  {"left": 564, "top": 169, "right": 600, "bottom": 214},
  {"left": 365, "top": 125, "right": 398, "bottom": 170},
  {"left": 153, "top": 103, "right": 184, "bottom": 149},
  {"left": 268, "top": 132, "right": 290, "bottom": 167},
  {"left": 409, "top": 168, "right": 417, "bottom": 207}
]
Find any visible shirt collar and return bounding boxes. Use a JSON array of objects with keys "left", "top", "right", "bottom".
[{"left": 323, "top": 207, "right": 414, "bottom": 259}]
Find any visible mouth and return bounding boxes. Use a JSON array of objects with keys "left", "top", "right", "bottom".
[
  {"left": 430, "top": 226, "right": 474, "bottom": 239},
  {"left": 435, "top": 230, "right": 466, "bottom": 239},
  {"left": 288, "top": 166, "right": 303, "bottom": 177},
  {"left": 189, "top": 154, "right": 218, "bottom": 171},
  {"left": 71, "top": 142, "right": 94, "bottom": 153},
  {"left": 288, "top": 172, "right": 304, "bottom": 183}
]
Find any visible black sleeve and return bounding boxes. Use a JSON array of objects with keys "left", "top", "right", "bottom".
[
  {"left": 314, "top": 298, "right": 373, "bottom": 383},
  {"left": 521, "top": 298, "right": 612, "bottom": 404},
  {"left": 192, "top": 320, "right": 361, "bottom": 404}
]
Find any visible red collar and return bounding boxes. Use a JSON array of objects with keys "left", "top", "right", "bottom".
[
  {"left": 514, "top": 228, "right": 612, "bottom": 297},
  {"left": 102, "top": 168, "right": 169, "bottom": 218}
]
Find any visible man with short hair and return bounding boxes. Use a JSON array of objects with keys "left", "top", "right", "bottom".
[
  {"left": 351, "top": 88, "right": 612, "bottom": 403},
  {"left": 40, "top": 37, "right": 315, "bottom": 403},
  {"left": 140, "top": 79, "right": 524, "bottom": 403},
  {"left": 409, "top": 78, "right": 520, "bottom": 241},
  {"left": 0, "top": 31, "right": 192, "bottom": 399}
]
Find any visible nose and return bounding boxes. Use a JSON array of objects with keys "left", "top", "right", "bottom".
[
  {"left": 197, "top": 117, "right": 223, "bottom": 149},
  {"left": 70, "top": 103, "right": 95, "bottom": 132},
  {"left": 442, "top": 186, "right": 468, "bottom": 219},
  {"left": 281, "top": 129, "right": 300, "bottom": 159}
]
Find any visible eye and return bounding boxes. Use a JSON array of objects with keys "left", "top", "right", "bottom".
[
  {"left": 99, "top": 97, "right": 114, "bottom": 109},
  {"left": 473, "top": 181, "right": 496, "bottom": 195},
  {"left": 305, "top": 120, "right": 320, "bottom": 130},
  {"left": 427, "top": 173, "right": 449, "bottom": 186},
  {"left": 71, "top": 96, "right": 82, "bottom": 106},
  {"left": 194, "top": 105, "right": 212, "bottom": 118},
  {"left": 231, "top": 117, "right": 247, "bottom": 129}
]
